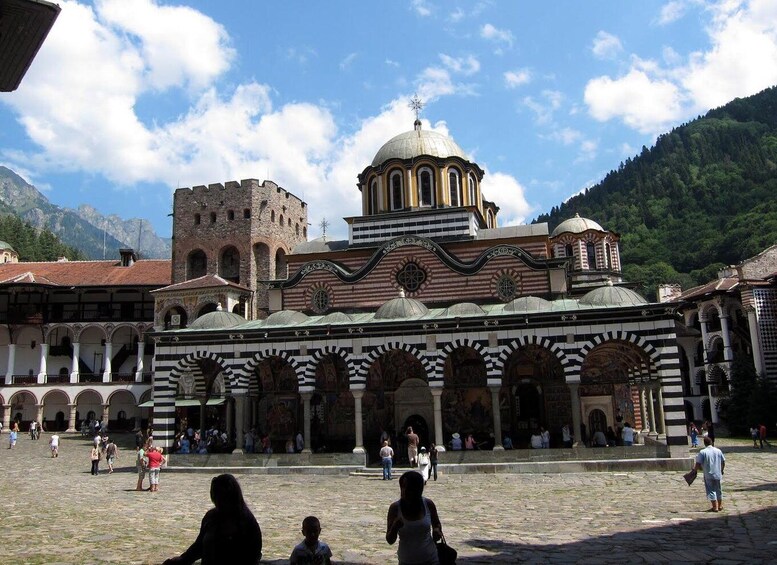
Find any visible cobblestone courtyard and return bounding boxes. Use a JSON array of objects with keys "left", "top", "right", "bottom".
[{"left": 1, "top": 433, "right": 776, "bottom": 564}]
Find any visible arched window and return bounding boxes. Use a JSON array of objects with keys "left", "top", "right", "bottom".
[
  {"left": 468, "top": 173, "right": 477, "bottom": 206},
  {"left": 390, "top": 170, "right": 404, "bottom": 210},
  {"left": 368, "top": 179, "right": 379, "bottom": 215},
  {"left": 194, "top": 213, "right": 201, "bottom": 225},
  {"left": 417, "top": 167, "right": 435, "bottom": 207},
  {"left": 227, "top": 210, "right": 235, "bottom": 221},
  {"left": 279, "top": 214, "right": 285, "bottom": 227},
  {"left": 275, "top": 249, "right": 288, "bottom": 279},
  {"left": 219, "top": 246, "right": 240, "bottom": 283},
  {"left": 449, "top": 168, "right": 462, "bottom": 207},
  {"left": 187, "top": 249, "right": 207, "bottom": 279},
  {"left": 565, "top": 244, "right": 574, "bottom": 259},
  {"left": 271, "top": 210, "right": 275, "bottom": 222},
  {"left": 605, "top": 243, "right": 612, "bottom": 270},
  {"left": 586, "top": 242, "right": 597, "bottom": 269},
  {"left": 487, "top": 209, "right": 495, "bottom": 228},
  {"left": 209, "top": 212, "right": 216, "bottom": 223}
]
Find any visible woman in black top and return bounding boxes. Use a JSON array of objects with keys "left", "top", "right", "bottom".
[{"left": 164, "top": 474, "right": 262, "bottom": 565}]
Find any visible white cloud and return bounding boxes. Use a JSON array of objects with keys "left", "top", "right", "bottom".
[
  {"left": 591, "top": 31, "right": 623, "bottom": 60},
  {"left": 340, "top": 52, "right": 358, "bottom": 70},
  {"left": 584, "top": 67, "right": 684, "bottom": 133},
  {"left": 439, "top": 54, "right": 480, "bottom": 75},
  {"left": 575, "top": 139, "right": 598, "bottom": 163},
  {"left": 480, "top": 23, "right": 514, "bottom": 49},
  {"left": 546, "top": 127, "right": 582, "bottom": 145},
  {"left": 480, "top": 171, "right": 533, "bottom": 226},
  {"left": 385, "top": 59, "right": 400, "bottom": 68},
  {"left": 523, "top": 90, "right": 563, "bottom": 124},
  {"left": 585, "top": 0, "right": 777, "bottom": 133},
  {"left": 657, "top": 1, "right": 687, "bottom": 25},
  {"left": 504, "top": 69, "right": 531, "bottom": 88},
  {"left": 411, "top": 0, "right": 432, "bottom": 17}
]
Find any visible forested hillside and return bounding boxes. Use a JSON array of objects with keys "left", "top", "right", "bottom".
[
  {"left": 0, "top": 215, "right": 85, "bottom": 262},
  {"left": 536, "top": 86, "right": 777, "bottom": 298}
]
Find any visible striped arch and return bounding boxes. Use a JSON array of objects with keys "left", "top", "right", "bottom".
[
  {"left": 167, "top": 351, "right": 239, "bottom": 397},
  {"left": 242, "top": 348, "right": 303, "bottom": 388},
  {"left": 495, "top": 335, "right": 569, "bottom": 380},
  {"left": 354, "top": 341, "right": 432, "bottom": 385},
  {"left": 575, "top": 331, "right": 661, "bottom": 375},
  {"left": 433, "top": 339, "right": 492, "bottom": 385},
  {"left": 303, "top": 346, "right": 355, "bottom": 388}
]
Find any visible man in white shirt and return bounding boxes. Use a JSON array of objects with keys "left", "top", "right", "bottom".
[
  {"left": 694, "top": 436, "right": 726, "bottom": 512},
  {"left": 49, "top": 434, "right": 60, "bottom": 457},
  {"left": 621, "top": 423, "right": 635, "bottom": 446},
  {"left": 380, "top": 440, "right": 395, "bottom": 480}
]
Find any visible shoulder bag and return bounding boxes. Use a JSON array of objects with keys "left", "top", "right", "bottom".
[{"left": 436, "top": 532, "right": 457, "bottom": 565}]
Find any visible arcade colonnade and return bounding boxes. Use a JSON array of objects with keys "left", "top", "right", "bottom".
[
  {"left": 0, "top": 385, "right": 150, "bottom": 432},
  {"left": 152, "top": 319, "right": 687, "bottom": 457}
]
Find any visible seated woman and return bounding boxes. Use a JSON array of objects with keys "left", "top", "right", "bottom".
[
  {"left": 164, "top": 474, "right": 262, "bottom": 565},
  {"left": 530, "top": 430, "right": 543, "bottom": 449},
  {"left": 179, "top": 436, "right": 191, "bottom": 454}
]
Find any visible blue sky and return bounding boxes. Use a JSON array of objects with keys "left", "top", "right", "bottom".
[{"left": 2, "top": 0, "right": 777, "bottom": 242}]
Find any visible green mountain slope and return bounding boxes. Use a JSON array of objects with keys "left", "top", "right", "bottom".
[{"left": 535, "top": 85, "right": 777, "bottom": 298}]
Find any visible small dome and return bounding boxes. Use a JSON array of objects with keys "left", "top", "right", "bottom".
[
  {"left": 292, "top": 237, "right": 349, "bottom": 254},
  {"left": 551, "top": 298, "right": 580, "bottom": 311},
  {"left": 375, "top": 289, "right": 429, "bottom": 320},
  {"left": 579, "top": 282, "right": 648, "bottom": 307},
  {"left": 503, "top": 296, "right": 553, "bottom": 313},
  {"left": 0, "top": 240, "right": 15, "bottom": 251},
  {"left": 551, "top": 213, "right": 604, "bottom": 237},
  {"left": 265, "top": 310, "right": 309, "bottom": 326},
  {"left": 372, "top": 123, "right": 468, "bottom": 167},
  {"left": 320, "top": 311, "right": 353, "bottom": 324},
  {"left": 443, "top": 302, "right": 485, "bottom": 317},
  {"left": 188, "top": 310, "right": 246, "bottom": 330}
]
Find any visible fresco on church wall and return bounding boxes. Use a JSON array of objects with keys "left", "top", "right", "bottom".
[
  {"left": 441, "top": 347, "right": 491, "bottom": 443},
  {"left": 312, "top": 354, "right": 354, "bottom": 450}
]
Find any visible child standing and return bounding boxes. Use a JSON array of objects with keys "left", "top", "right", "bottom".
[{"left": 290, "top": 516, "right": 332, "bottom": 565}]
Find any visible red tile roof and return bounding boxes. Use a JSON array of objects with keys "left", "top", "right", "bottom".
[
  {"left": 0, "top": 260, "right": 171, "bottom": 287},
  {"left": 678, "top": 277, "right": 739, "bottom": 301}
]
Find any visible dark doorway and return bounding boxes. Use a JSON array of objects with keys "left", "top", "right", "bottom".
[
  {"left": 402, "top": 414, "right": 429, "bottom": 464},
  {"left": 588, "top": 409, "right": 607, "bottom": 434}
]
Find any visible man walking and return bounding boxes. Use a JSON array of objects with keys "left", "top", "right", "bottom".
[
  {"left": 380, "top": 440, "right": 394, "bottom": 480},
  {"left": 694, "top": 436, "right": 726, "bottom": 512},
  {"left": 405, "top": 426, "right": 419, "bottom": 467},
  {"left": 49, "top": 433, "right": 60, "bottom": 457},
  {"left": 759, "top": 423, "right": 771, "bottom": 449}
]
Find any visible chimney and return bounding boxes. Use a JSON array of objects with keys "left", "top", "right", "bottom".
[{"left": 119, "top": 248, "right": 137, "bottom": 267}]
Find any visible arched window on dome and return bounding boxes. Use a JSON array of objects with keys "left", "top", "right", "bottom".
[
  {"left": 389, "top": 170, "right": 404, "bottom": 210},
  {"left": 605, "top": 243, "right": 612, "bottom": 270},
  {"left": 565, "top": 244, "right": 574, "bottom": 259},
  {"left": 487, "top": 209, "right": 495, "bottom": 228},
  {"left": 417, "top": 167, "right": 435, "bottom": 207},
  {"left": 368, "top": 179, "right": 379, "bottom": 215},
  {"left": 449, "top": 168, "right": 462, "bottom": 207},
  {"left": 468, "top": 173, "right": 477, "bottom": 206},
  {"left": 586, "top": 242, "right": 597, "bottom": 269}
]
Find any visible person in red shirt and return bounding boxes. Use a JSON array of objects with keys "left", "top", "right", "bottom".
[
  {"left": 146, "top": 446, "right": 167, "bottom": 492},
  {"left": 759, "top": 424, "right": 771, "bottom": 449}
]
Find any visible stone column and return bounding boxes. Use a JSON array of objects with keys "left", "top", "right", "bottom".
[
  {"left": 655, "top": 384, "right": 667, "bottom": 438},
  {"left": 226, "top": 399, "right": 234, "bottom": 442},
  {"left": 430, "top": 387, "right": 445, "bottom": 450},
  {"left": 746, "top": 307, "right": 766, "bottom": 376},
  {"left": 35, "top": 404, "right": 44, "bottom": 427},
  {"left": 647, "top": 387, "right": 658, "bottom": 439},
  {"left": 135, "top": 340, "right": 145, "bottom": 382},
  {"left": 233, "top": 395, "right": 245, "bottom": 454},
  {"left": 637, "top": 384, "right": 647, "bottom": 433},
  {"left": 699, "top": 316, "right": 719, "bottom": 423},
  {"left": 352, "top": 389, "right": 365, "bottom": 454},
  {"left": 37, "top": 343, "right": 49, "bottom": 383},
  {"left": 720, "top": 313, "right": 734, "bottom": 363},
  {"left": 301, "top": 392, "right": 312, "bottom": 453},
  {"left": 2, "top": 404, "right": 10, "bottom": 432},
  {"left": 568, "top": 382, "right": 582, "bottom": 446},
  {"left": 489, "top": 386, "right": 503, "bottom": 450},
  {"left": 70, "top": 342, "right": 80, "bottom": 383},
  {"left": 101, "top": 404, "right": 110, "bottom": 429},
  {"left": 102, "top": 341, "right": 113, "bottom": 382},
  {"left": 67, "top": 403, "right": 78, "bottom": 433},
  {"left": 199, "top": 399, "right": 207, "bottom": 438},
  {"left": 5, "top": 344, "right": 16, "bottom": 382}
]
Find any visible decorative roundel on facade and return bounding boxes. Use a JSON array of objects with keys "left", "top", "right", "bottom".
[
  {"left": 311, "top": 287, "right": 331, "bottom": 314},
  {"left": 396, "top": 261, "right": 427, "bottom": 293},
  {"left": 496, "top": 273, "right": 518, "bottom": 302}
]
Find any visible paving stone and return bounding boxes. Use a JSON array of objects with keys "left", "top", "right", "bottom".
[{"left": 1, "top": 434, "right": 776, "bottom": 563}]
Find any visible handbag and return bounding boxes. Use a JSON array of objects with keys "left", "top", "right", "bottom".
[{"left": 436, "top": 532, "right": 457, "bottom": 565}]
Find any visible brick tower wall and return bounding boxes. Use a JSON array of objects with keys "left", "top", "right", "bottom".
[{"left": 171, "top": 179, "right": 308, "bottom": 317}]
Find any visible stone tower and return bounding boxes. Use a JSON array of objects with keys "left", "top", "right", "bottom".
[{"left": 171, "top": 178, "right": 307, "bottom": 318}]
